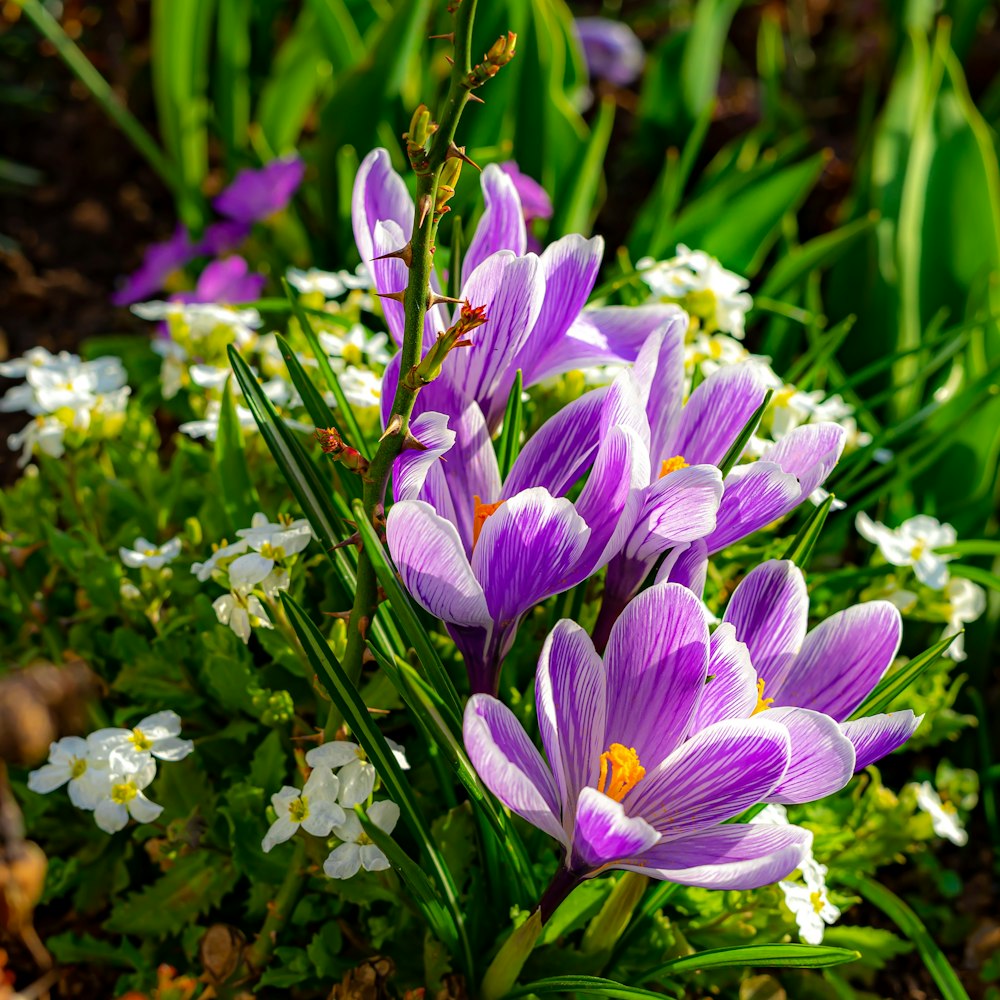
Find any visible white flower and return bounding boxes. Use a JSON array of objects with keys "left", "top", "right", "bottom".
[
  {"left": 262, "top": 768, "right": 346, "bottom": 852},
  {"left": 323, "top": 800, "right": 400, "bottom": 879},
  {"left": 88, "top": 711, "right": 194, "bottom": 770},
  {"left": 913, "top": 781, "right": 968, "bottom": 846},
  {"left": 27, "top": 736, "right": 110, "bottom": 810},
  {"left": 188, "top": 364, "right": 233, "bottom": 391},
  {"left": 638, "top": 245, "right": 753, "bottom": 338},
  {"left": 179, "top": 399, "right": 256, "bottom": 442},
  {"left": 855, "top": 513, "right": 957, "bottom": 589},
  {"left": 7, "top": 416, "right": 66, "bottom": 467},
  {"left": 119, "top": 536, "right": 182, "bottom": 570},
  {"left": 338, "top": 367, "right": 382, "bottom": 409},
  {"left": 0, "top": 346, "right": 78, "bottom": 378},
  {"left": 93, "top": 759, "right": 162, "bottom": 833},
  {"left": 152, "top": 339, "right": 188, "bottom": 399},
  {"left": 779, "top": 873, "right": 841, "bottom": 945},
  {"left": 131, "top": 301, "right": 261, "bottom": 347},
  {"left": 287, "top": 266, "right": 371, "bottom": 298},
  {"left": 236, "top": 512, "right": 313, "bottom": 559},
  {"left": 941, "top": 577, "right": 986, "bottom": 661},
  {"left": 306, "top": 740, "right": 409, "bottom": 807},
  {"left": 319, "top": 324, "right": 393, "bottom": 368},
  {"left": 213, "top": 552, "right": 274, "bottom": 642},
  {"left": 191, "top": 538, "right": 251, "bottom": 581},
  {"left": 808, "top": 487, "right": 846, "bottom": 511}
]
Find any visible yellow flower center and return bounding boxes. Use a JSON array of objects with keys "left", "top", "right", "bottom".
[
  {"left": 343, "top": 344, "right": 363, "bottom": 366},
  {"left": 130, "top": 728, "right": 152, "bottom": 752},
  {"left": 597, "top": 743, "right": 646, "bottom": 802},
  {"left": 909, "top": 540, "right": 926, "bottom": 561},
  {"left": 810, "top": 890, "right": 826, "bottom": 915},
  {"left": 659, "top": 455, "right": 689, "bottom": 478},
  {"left": 111, "top": 782, "right": 137, "bottom": 805},
  {"left": 472, "top": 495, "right": 505, "bottom": 549},
  {"left": 773, "top": 387, "right": 796, "bottom": 409},
  {"left": 70, "top": 758, "right": 88, "bottom": 779},
  {"left": 751, "top": 678, "right": 774, "bottom": 716},
  {"left": 288, "top": 797, "right": 309, "bottom": 822},
  {"left": 259, "top": 541, "right": 285, "bottom": 560},
  {"left": 356, "top": 832, "right": 373, "bottom": 846}
]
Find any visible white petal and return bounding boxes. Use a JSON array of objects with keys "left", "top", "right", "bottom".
[
  {"left": 360, "top": 844, "right": 390, "bottom": 872},
  {"left": 262, "top": 815, "right": 299, "bottom": 853},
  {"left": 338, "top": 760, "right": 376, "bottom": 807},
  {"left": 306, "top": 741, "right": 362, "bottom": 769},
  {"left": 367, "top": 800, "right": 400, "bottom": 835},
  {"left": 128, "top": 791, "right": 163, "bottom": 824},
  {"left": 324, "top": 842, "right": 362, "bottom": 879},
  {"left": 94, "top": 799, "right": 129, "bottom": 833}
]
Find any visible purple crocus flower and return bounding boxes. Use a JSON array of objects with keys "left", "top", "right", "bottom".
[
  {"left": 574, "top": 17, "right": 645, "bottom": 87},
  {"left": 173, "top": 255, "right": 265, "bottom": 305},
  {"left": 196, "top": 219, "right": 252, "bottom": 256},
  {"left": 213, "top": 154, "right": 305, "bottom": 224},
  {"left": 386, "top": 373, "right": 651, "bottom": 695},
  {"left": 722, "top": 560, "right": 923, "bottom": 768},
  {"left": 112, "top": 226, "right": 197, "bottom": 306},
  {"left": 354, "top": 148, "right": 672, "bottom": 429},
  {"left": 498, "top": 162, "right": 552, "bottom": 223}
]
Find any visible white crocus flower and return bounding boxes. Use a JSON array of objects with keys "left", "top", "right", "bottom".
[
  {"left": 27, "top": 736, "right": 110, "bottom": 810},
  {"left": 93, "top": 759, "right": 162, "bottom": 833},
  {"left": 855, "top": 513, "right": 957, "bottom": 589},
  {"left": 941, "top": 577, "right": 986, "bottom": 662},
  {"left": 262, "top": 768, "right": 345, "bottom": 852},
  {"left": 914, "top": 781, "right": 968, "bottom": 846},
  {"left": 638, "top": 245, "right": 753, "bottom": 338},
  {"left": 119, "top": 536, "right": 182, "bottom": 570},
  {"left": 323, "top": 801, "right": 400, "bottom": 879},
  {"left": 89, "top": 711, "right": 194, "bottom": 771},
  {"left": 213, "top": 552, "right": 273, "bottom": 643},
  {"left": 306, "top": 740, "right": 409, "bottom": 807}
]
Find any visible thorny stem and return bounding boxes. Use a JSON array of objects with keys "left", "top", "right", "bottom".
[{"left": 333, "top": 0, "right": 481, "bottom": 727}]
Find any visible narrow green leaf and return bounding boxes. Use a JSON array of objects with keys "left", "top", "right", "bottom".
[
  {"left": 643, "top": 943, "right": 860, "bottom": 980},
  {"left": 680, "top": 0, "right": 742, "bottom": 120},
  {"left": 838, "top": 874, "right": 970, "bottom": 1000},
  {"left": 783, "top": 493, "right": 835, "bottom": 569},
  {"left": 949, "top": 563, "right": 1000, "bottom": 591},
  {"left": 934, "top": 540, "right": 1000, "bottom": 557},
  {"left": 274, "top": 334, "right": 336, "bottom": 430},
  {"left": 496, "top": 371, "right": 524, "bottom": 482},
  {"left": 504, "top": 976, "right": 677, "bottom": 1000},
  {"left": 304, "top": 0, "right": 364, "bottom": 70},
  {"left": 213, "top": 378, "right": 258, "bottom": 528},
  {"left": 280, "top": 594, "right": 471, "bottom": 972},
  {"left": 851, "top": 632, "right": 958, "bottom": 719},
  {"left": 718, "top": 390, "right": 773, "bottom": 478},
  {"left": 215, "top": 0, "right": 251, "bottom": 157}
]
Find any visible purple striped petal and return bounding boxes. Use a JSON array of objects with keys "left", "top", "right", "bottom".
[
  {"left": 723, "top": 560, "right": 808, "bottom": 694},
  {"left": 655, "top": 539, "right": 710, "bottom": 597},
  {"left": 603, "top": 583, "right": 709, "bottom": 766},
  {"left": 352, "top": 148, "right": 413, "bottom": 262},
  {"left": 628, "top": 718, "right": 791, "bottom": 835},
  {"left": 522, "top": 316, "right": 627, "bottom": 385},
  {"left": 583, "top": 304, "right": 688, "bottom": 361},
  {"left": 763, "top": 707, "right": 856, "bottom": 804},
  {"left": 464, "top": 695, "right": 567, "bottom": 845},
  {"left": 688, "top": 623, "right": 757, "bottom": 733},
  {"left": 625, "top": 464, "right": 723, "bottom": 562},
  {"left": 536, "top": 620, "right": 607, "bottom": 808},
  {"left": 780, "top": 602, "right": 902, "bottom": 721},
  {"left": 473, "top": 487, "right": 591, "bottom": 626},
  {"left": 462, "top": 165, "right": 527, "bottom": 286},
  {"left": 393, "top": 412, "right": 455, "bottom": 503},
  {"left": 760, "top": 422, "right": 846, "bottom": 498},
  {"left": 706, "top": 461, "right": 801, "bottom": 554},
  {"left": 371, "top": 220, "right": 411, "bottom": 344},
  {"left": 631, "top": 315, "right": 686, "bottom": 466},
  {"left": 571, "top": 787, "right": 660, "bottom": 870},
  {"left": 618, "top": 823, "right": 811, "bottom": 889},
  {"left": 674, "top": 363, "right": 771, "bottom": 467},
  {"left": 385, "top": 500, "right": 489, "bottom": 627},
  {"left": 841, "top": 711, "right": 923, "bottom": 770}
]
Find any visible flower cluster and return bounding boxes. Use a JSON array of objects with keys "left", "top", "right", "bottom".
[
  {"left": 262, "top": 740, "right": 408, "bottom": 880},
  {"left": 27, "top": 712, "right": 193, "bottom": 833},
  {"left": 0, "top": 347, "right": 130, "bottom": 467}
]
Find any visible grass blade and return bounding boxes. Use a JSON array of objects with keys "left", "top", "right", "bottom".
[
  {"left": 495, "top": 371, "right": 524, "bottom": 482},
  {"left": 505, "top": 976, "right": 678, "bottom": 1000},
  {"left": 718, "top": 390, "right": 773, "bottom": 478},
  {"left": 642, "top": 943, "right": 860, "bottom": 980},
  {"left": 783, "top": 492, "right": 835, "bottom": 569},
  {"left": 214, "top": 378, "right": 258, "bottom": 528}
]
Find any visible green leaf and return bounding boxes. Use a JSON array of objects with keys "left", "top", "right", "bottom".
[
  {"left": 680, "top": 0, "right": 742, "bottom": 121},
  {"left": 718, "top": 390, "right": 773, "bottom": 478},
  {"left": 949, "top": 563, "right": 1000, "bottom": 591},
  {"left": 934, "top": 540, "right": 1000, "bottom": 556},
  {"left": 214, "top": 378, "right": 258, "bottom": 528},
  {"left": 838, "top": 874, "right": 971, "bottom": 1000},
  {"left": 279, "top": 593, "right": 472, "bottom": 973},
  {"left": 215, "top": 0, "right": 251, "bottom": 157},
  {"left": 783, "top": 492, "right": 835, "bottom": 569},
  {"left": 642, "top": 943, "right": 860, "bottom": 980},
  {"left": 851, "top": 632, "right": 958, "bottom": 719},
  {"left": 495, "top": 371, "right": 525, "bottom": 482},
  {"left": 304, "top": 0, "right": 363, "bottom": 71},
  {"left": 504, "top": 975, "right": 678, "bottom": 1000}
]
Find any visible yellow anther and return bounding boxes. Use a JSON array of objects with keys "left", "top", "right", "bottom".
[
  {"left": 130, "top": 728, "right": 152, "bottom": 751},
  {"left": 597, "top": 743, "right": 646, "bottom": 802},
  {"left": 659, "top": 455, "right": 690, "bottom": 478},
  {"left": 472, "top": 495, "right": 505, "bottom": 549},
  {"left": 289, "top": 797, "right": 309, "bottom": 822},
  {"left": 70, "top": 758, "right": 88, "bottom": 779},
  {"left": 810, "top": 890, "right": 826, "bottom": 915},
  {"left": 773, "top": 387, "right": 796, "bottom": 408},
  {"left": 111, "top": 782, "right": 138, "bottom": 805},
  {"left": 751, "top": 678, "right": 774, "bottom": 716}
]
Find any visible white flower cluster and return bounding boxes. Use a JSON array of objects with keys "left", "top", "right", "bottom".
[
  {"left": 193, "top": 512, "right": 313, "bottom": 643},
  {"left": 27, "top": 711, "right": 192, "bottom": 834},
  {"left": 856, "top": 513, "right": 986, "bottom": 660},
  {"left": 0, "top": 347, "right": 130, "bottom": 467},
  {"left": 911, "top": 781, "right": 969, "bottom": 846},
  {"left": 262, "top": 739, "right": 408, "bottom": 880},
  {"left": 287, "top": 265, "right": 373, "bottom": 301},
  {"left": 119, "top": 535, "right": 183, "bottom": 570}
]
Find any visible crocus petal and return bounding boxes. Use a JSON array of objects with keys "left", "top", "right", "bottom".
[
  {"left": 352, "top": 148, "right": 413, "bottom": 267},
  {"left": 536, "top": 620, "right": 607, "bottom": 809},
  {"left": 723, "top": 560, "right": 809, "bottom": 694},
  {"left": 760, "top": 422, "right": 846, "bottom": 499},
  {"left": 473, "top": 487, "right": 591, "bottom": 627},
  {"left": 629, "top": 718, "right": 791, "bottom": 835},
  {"left": 674, "top": 363, "right": 771, "bottom": 467},
  {"left": 779, "top": 602, "right": 902, "bottom": 721},
  {"left": 393, "top": 411, "right": 455, "bottom": 503},
  {"left": 618, "top": 824, "right": 812, "bottom": 889},
  {"left": 841, "top": 711, "right": 923, "bottom": 770},
  {"left": 655, "top": 539, "right": 710, "bottom": 597},
  {"left": 603, "top": 582, "right": 710, "bottom": 766},
  {"left": 371, "top": 220, "right": 411, "bottom": 344},
  {"left": 705, "top": 461, "right": 801, "bottom": 554},
  {"left": 463, "top": 695, "right": 567, "bottom": 845},
  {"left": 630, "top": 316, "right": 687, "bottom": 465},
  {"left": 583, "top": 304, "right": 687, "bottom": 362},
  {"left": 385, "top": 500, "right": 490, "bottom": 627},
  {"left": 763, "top": 707, "right": 857, "bottom": 804},
  {"left": 688, "top": 623, "right": 758, "bottom": 732},
  {"left": 462, "top": 165, "right": 527, "bottom": 286},
  {"left": 572, "top": 786, "right": 660, "bottom": 870}
]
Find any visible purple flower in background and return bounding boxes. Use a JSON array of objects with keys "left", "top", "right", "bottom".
[
  {"left": 574, "top": 17, "right": 645, "bottom": 86},
  {"left": 354, "top": 148, "right": 670, "bottom": 430},
  {"left": 197, "top": 219, "right": 252, "bottom": 256},
  {"left": 464, "top": 582, "right": 817, "bottom": 918},
  {"left": 386, "top": 373, "right": 649, "bottom": 695},
  {"left": 173, "top": 256, "right": 264, "bottom": 305},
  {"left": 213, "top": 154, "right": 305, "bottom": 224},
  {"left": 722, "top": 560, "right": 922, "bottom": 768},
  {"left": 499, "top": 162, "right": 552, "bottom": 223},
  {"left": 112, "top": 226, "right": 197, "bottom": 306}
]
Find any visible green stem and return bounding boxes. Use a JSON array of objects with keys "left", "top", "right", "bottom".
[{"left": 245, "top": 839, "right": 308, "bottom": 971}]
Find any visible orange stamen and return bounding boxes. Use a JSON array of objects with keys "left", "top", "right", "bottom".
[
  {"left": 472, "top": 495, "right": 505, "bottom": 548},
  {"left": 597, "top": 743, "right": 646, "bottom": 802},
  {"left": 751, "top": 678, "right": 774, "bottom": 716},
  {"left": 659, "top": 455, "right": 689, "bottom": 478}
]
